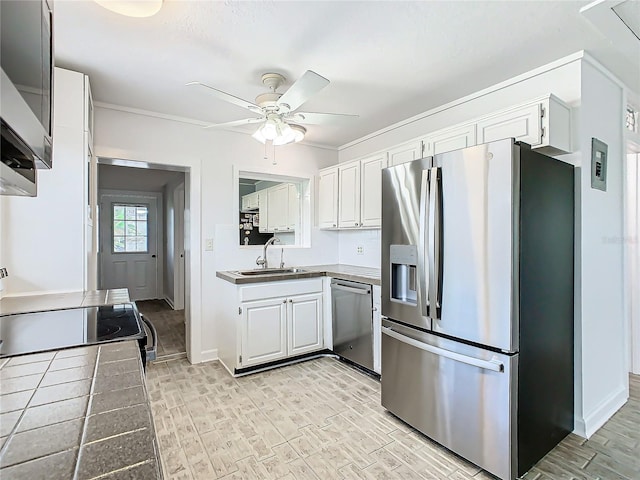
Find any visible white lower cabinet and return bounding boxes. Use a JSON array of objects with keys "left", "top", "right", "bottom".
[
  {"left": 287, "top": 293, "right": 323, "bottom": 356},
  {"left": 225, "top": 279, "right": 324, "bottom": 372},
  {"left": 241, "top": 298, "right": 288, "bottom": 367}
]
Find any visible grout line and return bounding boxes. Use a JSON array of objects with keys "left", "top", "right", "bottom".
[{"left": 72, "top": 346, "right": 102, "bottom": 480}]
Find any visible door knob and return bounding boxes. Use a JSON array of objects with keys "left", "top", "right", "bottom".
[{"left": 151, "top": 254, "right": 156, "bottom": 258}]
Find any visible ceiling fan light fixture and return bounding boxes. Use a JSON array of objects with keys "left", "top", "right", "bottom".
[
  {"left": 94, "top": 0, "right": 163, "bottom": 17},
  {"left": 273, "top": 124, "right": 306, "bottom": 146}
]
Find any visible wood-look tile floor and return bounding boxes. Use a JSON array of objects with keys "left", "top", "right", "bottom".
[
  {"left": 146, "top": 358, "right": 640, "bottom": 480},
  {"left": 136, "top": 300, "right": 186, "bottom": 358}
]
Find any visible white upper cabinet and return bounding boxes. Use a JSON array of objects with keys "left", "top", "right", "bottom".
[
  {"left": 267, "top": 183, "right": 290, "bottom": 232},
  {"left": 360, "top": 153, "right": 387, "bottom": 227},
  {"left": 423, "top": 123, "right": 477, "bottom": 157},
  {"left": 387, "top": 140, "right": 423, "bottom": 166},
  {"left": 287, "top": 184, "right": 299, "bottom": 230},
  {"left": 476, "top": 95, "right": 571, "bottom": 154},
  {"left": 338, "top": 161, "right": 361, "bottom": 228},
  {"left": 241, "top": 191, "right": 259, "bottom": 211},
  {"left": 318, "top": 167, "right": 339, "bottom": 229}
]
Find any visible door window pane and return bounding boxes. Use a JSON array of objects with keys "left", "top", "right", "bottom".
[{"left": 113, "top": 204, "right": 148, "bottom": 253}]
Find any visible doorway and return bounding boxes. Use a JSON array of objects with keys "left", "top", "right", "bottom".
[{"left": 97, "top": 161, "right": 188, "bottom": 359}]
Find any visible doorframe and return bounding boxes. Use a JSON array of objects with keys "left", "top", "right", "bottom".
[
  {"left": 98, "top": 189, "right": 163, "bottom": 300},
  {"left": 174, "top": 182, "right": 185, "bottom": 310},
  {"left": 625, "top": 148, "right": 640, "bottom": 375},
  {"left": 95, "top": 156, "right": 202, "bottom": 364}
]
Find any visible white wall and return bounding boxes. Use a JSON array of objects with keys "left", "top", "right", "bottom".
[
  {"left": 573, "top": 60, "right": 626, "bottom": 438},
  {"left": 94, "top": 107, "right": 339, "bottom": 362},
  {"left": 0, "top": 69, "right": 86, "bottom": 295},
  {"left": 627, "top": 153, "right": 639, "bottom": 374}
]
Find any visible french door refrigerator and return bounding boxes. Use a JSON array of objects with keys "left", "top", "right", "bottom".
[{"left": 381, "top": 138, "right": 574, "bottom": 480}]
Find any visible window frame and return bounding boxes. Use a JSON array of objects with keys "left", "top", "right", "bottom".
[{"left": 111, "top": 202, "right": 150, "bottom": 254}]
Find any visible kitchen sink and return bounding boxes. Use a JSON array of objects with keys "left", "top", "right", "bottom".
[{"left": 235, "top": 268, "right": 307, "bottom": 276}]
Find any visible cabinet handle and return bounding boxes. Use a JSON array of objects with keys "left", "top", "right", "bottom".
[
  {"left": 288, "top": 299, "right": 293, "bottom": 303},
  {"left": 333, "top": 224, "right": 336, "bottom": 227},
  {"left": 354, "top": 222, "right": 358, "bottom": 227},
  {"left": 283, "top": 299, "right": 287, "bottom": 303}
]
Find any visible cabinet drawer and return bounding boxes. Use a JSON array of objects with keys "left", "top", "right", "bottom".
[{"left": 240, "top": 278, "right": 323, "bottom": 302}]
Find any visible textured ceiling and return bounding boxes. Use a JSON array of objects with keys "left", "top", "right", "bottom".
[{"left": 54, "top": 0, "right": 640, "bottom": 148}]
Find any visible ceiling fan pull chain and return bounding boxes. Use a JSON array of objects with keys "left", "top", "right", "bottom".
[{"left": 272, "top": 142, "right": 277, "bottom": 166}]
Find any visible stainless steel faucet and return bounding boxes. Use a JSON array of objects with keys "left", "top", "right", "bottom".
[{"left": 256, "top": 237, "right": 280, "bottom": 268}]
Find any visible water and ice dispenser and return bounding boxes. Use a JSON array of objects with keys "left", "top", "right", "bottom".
[{"left": 389, "top": 245, "right": 418, "bottom": 305}]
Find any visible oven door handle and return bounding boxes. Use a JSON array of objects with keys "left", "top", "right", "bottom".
[{"left": 140, "top": 314, "right": 158, "bottom": 362}]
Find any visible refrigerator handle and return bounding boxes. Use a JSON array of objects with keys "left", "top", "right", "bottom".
[
  {"left": 418, "top": 168, "right": 430, "bottom": 318},
  {"left": 382, "top": 326, "right": 504, "bottom": 372},
  {"left": 428, "top": 167, "right": 442, "bottom": 320}
]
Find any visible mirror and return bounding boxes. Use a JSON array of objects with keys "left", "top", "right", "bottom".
[{"left": 238, "top": 174, "right": 309, "bottom": 247}]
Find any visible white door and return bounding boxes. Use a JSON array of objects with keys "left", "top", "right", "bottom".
[
  {"left": 476, "top": 103, "right": 542, "bottom": 146},
  {"left": 267, "top": 184, "right": 289, "bottom": 232},
  {"left": 423, "top": 124, "right": 477, "bottom": 156},
  {"left": 338, "top": 162, "right": 361, "bottom": 228},
  {"left": 174, "top": 183, "right": 185, "bottom": 310},
  {"left": 287, "top": 293, "right": 323, "bottom": 356},
  {"left": 241, "top": 298, "right": 287, "bottom": 367},
  {"left": 100, "top": 195, "right": 159, "bottom": 300}
]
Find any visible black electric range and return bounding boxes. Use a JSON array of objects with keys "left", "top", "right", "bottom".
[{"left": 0, "top": 303, "right": 155, "bottom": 362}]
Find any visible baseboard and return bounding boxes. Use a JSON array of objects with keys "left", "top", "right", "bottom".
[
  {"left": 164, "top": 296, "right": 175, "bottom": 310},
  {"left": 201, "top": 348, "right": 218, "bottom": 363},
  {"left": 574, "top": 385, "right": 628, "bottom": 438}
]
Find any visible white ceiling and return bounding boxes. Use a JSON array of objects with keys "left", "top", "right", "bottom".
[{"left": 55, "top": 0, "right": 640, "bottom": 149}]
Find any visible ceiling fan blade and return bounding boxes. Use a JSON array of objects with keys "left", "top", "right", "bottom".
[
  {"left": 277, "top": 70, "right": 330, "bottom": 112},
  {"left": 187, "top": 82, "right": 262, "bottom": 112},
  {"left": 202, "top": 118, "right": 265, "bottom": 129},
  {"left": 288, "top": 112, "right": 358, "bottom": 125}
]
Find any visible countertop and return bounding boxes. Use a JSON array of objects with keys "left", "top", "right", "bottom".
[
  {"left": 216, "top": 263, "right": 381, "bottom": 286},
  {"left": 0, "top": 289, "right": 131, "bottom": 316},
  {"left": 0, "top": 341, "right": 162, "bottom": 479}
]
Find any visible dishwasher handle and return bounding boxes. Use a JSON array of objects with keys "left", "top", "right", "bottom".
[
  {"left": 331, "top": 283, "right": 371, "bottom": 295},
  {"left": 382, "top": 326, "right": 503, "bottom": 372}
]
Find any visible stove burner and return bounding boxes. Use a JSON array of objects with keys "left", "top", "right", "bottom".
[{"left": 98, "top": 324, "right": 122, "bottom": 339}]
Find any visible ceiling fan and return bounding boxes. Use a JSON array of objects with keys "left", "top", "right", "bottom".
[{"left": 187, "top": 70, "right": 357, "bottom": 145}]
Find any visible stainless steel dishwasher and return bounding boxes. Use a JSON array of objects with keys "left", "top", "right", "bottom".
[{"left": 331, "top": 279, "right": 373, "bottom": 371}]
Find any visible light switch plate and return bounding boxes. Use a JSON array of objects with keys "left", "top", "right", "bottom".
[{"left": 591, "top": 138, "right": 607, "bottom": 192}]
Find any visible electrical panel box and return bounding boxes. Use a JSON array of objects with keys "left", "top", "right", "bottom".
[{"left": 591, "top": 138, "right": 607, "bottom": 192}]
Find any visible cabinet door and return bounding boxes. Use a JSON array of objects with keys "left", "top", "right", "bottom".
[
  {"left": 387, "top": 141, "right": 423, "bottom": 166},
  {"left": 267, "top": 184, "right": 289, "bottom": 232},
  {"left": 318, "top": 167, "right": 338, "bottom": 229},
  {"left": 427, "top": 124, "right": 477, "bottom": 155},
  {"left": 258, "top": 190, "right": 270, "bottom": 233},
  {"left": 241, "top": 298, "right": 287, "bottom": 367},
  {"left": 476, "top": 103, "right": 541, "bottom": 146},
  {"left": 360, "top": 153, "right": 386, "bottom": 227},
  {"left": 288, "top": 293, "right": 323, "bottom": 356},
  {"left": 287, "top": 184, "right": 298, "bottom": 231},
  {"left": 338, "top": 162, "right": 361, "bottom": 228}
]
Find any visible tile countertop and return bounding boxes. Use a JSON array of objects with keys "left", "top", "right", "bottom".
[
  {"left": 0, "top": 289, "right": 131, "bottom": 316},
  {"left": 0, "top": 341, "right": 163, "bottom": 479},
  {"left": 216, "top": 263, "right": 381, "bottom": 286}
]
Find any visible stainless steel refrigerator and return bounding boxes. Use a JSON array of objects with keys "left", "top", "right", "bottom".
[{"left": 381, "top": 138, "right": 574, "bottom": 480}]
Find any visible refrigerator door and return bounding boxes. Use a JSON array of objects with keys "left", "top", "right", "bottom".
[
  {"left": 381, "top": 157, "right": 433, "bottom": 330},
  {"left": 381, "top": 318, "right": 517, "bottom": 480},
  {"left": 431, "top": 139, "right": 518, "bottom": 352}
]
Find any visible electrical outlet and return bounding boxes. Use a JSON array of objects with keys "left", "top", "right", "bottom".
[
  {"left": 205, "top": 239, "right": 214, "bottom": 251},
  {"left": 356, "top": 246, "right": 364, "bottom": 255}
]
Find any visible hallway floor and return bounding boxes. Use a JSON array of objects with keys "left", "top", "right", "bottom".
[{"left": 136, "top": 299, "right": 186, "bottom": 359}]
